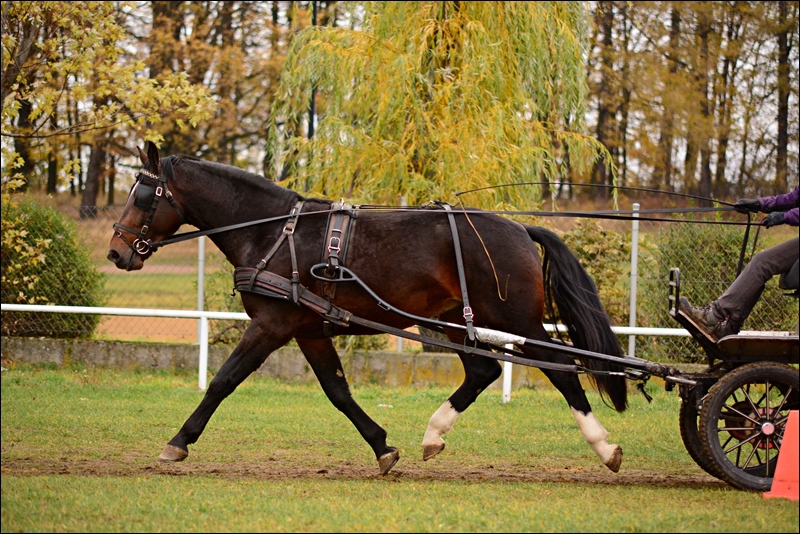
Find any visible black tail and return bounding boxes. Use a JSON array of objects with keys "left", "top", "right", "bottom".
[{"left": 526, "top": 225, "right": 628, "bottom": 412}]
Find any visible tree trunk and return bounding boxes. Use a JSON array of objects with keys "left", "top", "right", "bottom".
[
  {"left": 13, "top": 99, "right": 35, "bottom": 191},
  {"left": 696, "top": 10, "right": 713, "bottom": 205},
  {"left": 616, "top": 1, "right": 631, "bottom": 188},
  {"left": 46, "top": 113, "right": 59, "bottom": 194},
  {"left": 149, "top": 1, "right": 183, "bottom": 80},
  {"left": 80, "top": 137, "right": 106, "bottom": 219},
  {"left": 775, "top": 0, "right": 789, "bottom": 193},
  {"left": 106, "top": 159, "right": 116, "bottom": 206},
  {"left": 47, "top": 149, "right": 58, "bottom": 195},
  {"left": 149, "top": 0, "right": 184, "bottom": 156},
  {"left": 654, "top": 4, "right": 681, "bottom": 191},
  {"left": 591, "top": 1, "right": 615, "bottom": 199}
]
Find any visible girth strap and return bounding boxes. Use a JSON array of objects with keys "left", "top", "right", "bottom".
[
  {"left": 247, "top": 200, "right": 306, "bottom": 304},
  {"left": 236, "top": 267, "right": 352, "bottom": 326},
  {"left": 441, "top": 203, "right": 476, "bottom": 341}
]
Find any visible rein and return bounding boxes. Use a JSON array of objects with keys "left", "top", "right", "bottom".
[
  {"left": 144, "top": 205, "right": 744, "bottom": 253},
  {"left": 119, "top": 167, "right": 758, "bottom": 269}
]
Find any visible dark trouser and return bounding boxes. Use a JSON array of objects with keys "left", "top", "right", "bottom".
[{"left": 713, "top": 237, "right": 799, "bottom": 331}]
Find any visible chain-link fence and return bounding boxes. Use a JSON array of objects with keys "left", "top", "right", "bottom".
[
  {"left": 584, "top": 213, "right": 798, "bottom": 363},
  {"left": 2, "top": 199, "right": 797, "bottom": 364}
]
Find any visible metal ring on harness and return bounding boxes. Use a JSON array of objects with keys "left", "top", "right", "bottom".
[{"left": 134, "top": 239, "right": 151, "bottom": 255}]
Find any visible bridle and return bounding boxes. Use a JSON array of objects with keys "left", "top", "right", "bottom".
[{"left": 112, "top": 162, "right": 184, "bottom": 258}]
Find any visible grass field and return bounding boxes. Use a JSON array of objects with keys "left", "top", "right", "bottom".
[{"left": 2, "top": 363, "right": 798, "bottom": 532}]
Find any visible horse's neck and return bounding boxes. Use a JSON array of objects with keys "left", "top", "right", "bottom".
[{"left": 175, "top": 162, "right": 299, "bottom": 265}]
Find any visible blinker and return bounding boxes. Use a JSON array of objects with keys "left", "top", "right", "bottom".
[{"left": 134, "top": 180, "right": 158, "bottom": 210}]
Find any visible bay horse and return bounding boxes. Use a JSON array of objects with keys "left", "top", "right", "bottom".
[{"left": 108, "top": 141, "right": 629, "bottom": 475}]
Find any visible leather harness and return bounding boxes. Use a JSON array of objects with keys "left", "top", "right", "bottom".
[{"left": 236, "top": 200, "right": 475, "bottom": 340}]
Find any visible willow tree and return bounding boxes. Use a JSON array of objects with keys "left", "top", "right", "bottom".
[{"left": 269, "top": 1, "right": 612, "bottom": 211}]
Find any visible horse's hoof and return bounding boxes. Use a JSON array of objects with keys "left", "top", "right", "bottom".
[
  {"left": 604, "top": 445, "right": 623, "bottom": 473},
  {"left": 378, "top": 448, "right": 400, "bottom": 475},
  {"left": 158, "top": 444, "right": 188, "bottom": 462},
  {"left": 422, "top": 441, "right": 445, "bottom": 461}
]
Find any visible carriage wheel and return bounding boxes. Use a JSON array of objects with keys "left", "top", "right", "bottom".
[
  {"left": 699, "top": 362, "right": 799, "bottom": 491},
  {"left": 679, "top": 396, "right": 723, "bottom": 479}
]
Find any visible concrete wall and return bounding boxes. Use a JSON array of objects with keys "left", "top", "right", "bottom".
[{"left": 0, "top": 336, "right": 560, "bottom": 389}]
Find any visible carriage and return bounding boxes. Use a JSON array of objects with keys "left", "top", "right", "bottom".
[
  {"left": 668, "top": 264, "right": 798, "bottom": 492},
  {"left": 108, "top": 142, "right": 799, "bottom": 492}
]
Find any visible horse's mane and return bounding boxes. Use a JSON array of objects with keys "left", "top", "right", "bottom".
[
  {"left": 169, "top": 154, "right": 288, "bottom": 196},
  {"left": 165, "top": 155, "right": 339, "bottom": 209}
]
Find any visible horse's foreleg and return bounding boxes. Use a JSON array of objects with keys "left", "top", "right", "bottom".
[
  {"left": 159, "top": 322, "right": 290, "bottom": 462},
  {"left": 295, "top": 337, "right": 399, "bottom": 475},
  {"left": 422, "top": 349, "right": 501, "bottom": 461}
]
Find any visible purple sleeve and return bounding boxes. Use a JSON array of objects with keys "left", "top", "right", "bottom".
[
  {"left": 759, "top": 185, "right": 799, "bottom": 218},
  {"left": 781, "top": 207, "right": 799, "bottom": 226}
]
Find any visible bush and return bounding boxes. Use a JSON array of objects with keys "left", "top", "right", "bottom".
[
  {"left": 559, "top": 218, "right": 635, "bottom": 325},
  {"left": 1, "top": 194, "right": 105, "bottom": 338}
]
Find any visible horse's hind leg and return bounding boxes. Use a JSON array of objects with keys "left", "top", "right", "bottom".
[
  {"left": 159, "top": 320, "right": 291, "bottom": 462},
  {"left": 518, "top": 338, "right": 623, "bottom": 473},
  {"left": 422, "top": 345, "right": 502, "bottom": 461},
  {"left": 295, "top": 337, "right": 399, "bottom": 475}
]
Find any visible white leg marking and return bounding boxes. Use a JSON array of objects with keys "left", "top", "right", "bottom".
[
  {"left": 570, "top": 407, "right": 621, "bottom": 469},
  {"left": 421, "top": 401, "right": 459, "bottom": 459}
]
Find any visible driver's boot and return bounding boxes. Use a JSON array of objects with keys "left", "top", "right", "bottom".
[{"left": 679, "top": 297, "right": 737, "bottom": 341}]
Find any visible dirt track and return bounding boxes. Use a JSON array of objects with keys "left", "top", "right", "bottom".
[{"left": 1, "top": 455, "right": 726, "bottom": 489}]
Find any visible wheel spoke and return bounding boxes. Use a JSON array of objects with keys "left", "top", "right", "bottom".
[
  {"left": 722, "top": 429, "right": 761, "bottom": 455},
  {"left": 747, "top": 381, "right": 768, "bottom": 410},
  {"left": 760, "top": 440, "right": 774, "bottom": 477},
  {"left": 740, "top": 381, "right": 766, "bottom": 421},
  {"left": 771, "top": 385, "right": 794, "bottom": 415},
  {"left": 740, "top": 440, "right": 759, "bottom": 470},
  {"left": 720, "top": 402, "right": 760, "bottom": 427},
  {"left": 721, "top": 433, "right": 735, "bottom": 451}
]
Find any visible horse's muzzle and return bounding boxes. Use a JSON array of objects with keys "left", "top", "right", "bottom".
[{"left": 107, "top": 248, "right": 144, "bottom": 271}]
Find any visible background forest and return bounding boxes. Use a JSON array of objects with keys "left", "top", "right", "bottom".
[{"left": 3, "top": 1, "right": 798, "bottom": 212}]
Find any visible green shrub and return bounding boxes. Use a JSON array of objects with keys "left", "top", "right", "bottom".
[
  {"left": 1, "top": 194, "right": 105, "bottom": 338},
  {"left": 632, "top": 222, "right": 742, "bottom": 363},
  {"left": 559, "top": 218, "right": 635, "bottom": 325},
  {"left": 203, "top": 252, "right": 249, "bottom": 345}
]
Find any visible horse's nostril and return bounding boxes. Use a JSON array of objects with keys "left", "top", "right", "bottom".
[{"left": 107, "top": 250, "right": 120, "bottom": 263}]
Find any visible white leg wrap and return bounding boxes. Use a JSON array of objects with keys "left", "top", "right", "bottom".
[
  {"left": 570, "top": 407, "right": 618, "bottom": 465},
  {"left": 422, "top": 401, "right": 459, "bottom": 446}
]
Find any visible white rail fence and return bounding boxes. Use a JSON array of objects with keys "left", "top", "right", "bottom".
[{"left": 0, "top": 302, "right": 691, "bottom": 395}]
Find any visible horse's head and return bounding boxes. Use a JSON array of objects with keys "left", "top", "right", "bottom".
[{"left": 107, "top": 141, "right": 185, "bottom": 271}]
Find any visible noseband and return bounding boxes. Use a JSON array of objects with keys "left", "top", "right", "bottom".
[{"left": 113, "top": 163, "right": 184, "bottom": 257}]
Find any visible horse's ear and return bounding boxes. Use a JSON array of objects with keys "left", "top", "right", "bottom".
[
  {"left": 146, "top": 141, "right": 161, "bottom": 173},
  {"left": 137, "top": 145, "right": 148, "bottom": 166}
]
